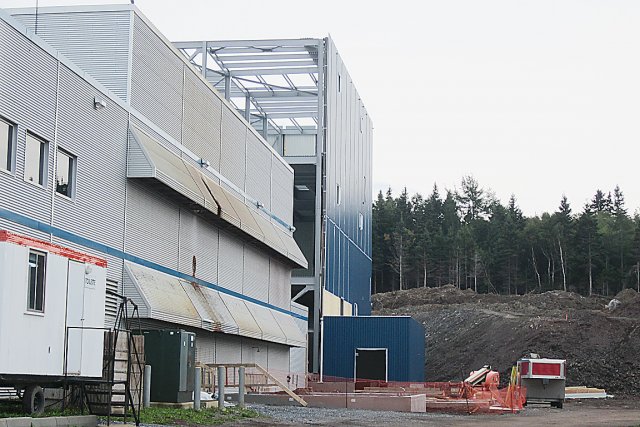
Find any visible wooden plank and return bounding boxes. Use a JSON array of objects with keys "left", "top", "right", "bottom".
[{"left": 253, "top": 364, "right": 307, "bottom": 407}]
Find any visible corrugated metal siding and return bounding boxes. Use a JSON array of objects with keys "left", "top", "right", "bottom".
[
  {"left": 215, "top": 334, "right": 242, "bottom": 364},
  {"left": 0, "top": 20, "right": 57, "bottom": 225},
  {"left": 269, "top": 259, "right": 290, "bottom": 310},
  {"left": 270, "top": 158, "right": 293, "bottom": 225},
  {"left": 245, "top": 132, "right": 271, "bottom": 210},
  {"left": 131, "top": 15, "right": 183, "bottom": 142},
  {"left": 195, "top": 333, "right": 215, "bottom": 364},
  {"left": 290, "top": 346, "right": 307, "bottom": 376},
  {"left": 322, "top": 316, "right": 425, "bottom": 382},
  {"left": 220, "top": 110, "right": 246, "bottom": 190},
  {"left": 243, "top": 245, "right": 269, "bottom": 301},
  {"left": 11, "top": 11, "right": 131, "bottom": 101},
  {"left": 178, "top": 210, "right": 219, "bottom": 284},
  {"left": 217, "top": 230, "right": 243, "bottom": 293},
  {"left": 125, "top": 180, "right": 179, "bottom": 269},
  {"left": 241, "top": 337, "right": 268, "bottom": 367},
  {"left": 182, "top": 71, "right": 222, "bottom": 172},
  {"left": 323, "top": 37, "right": 373, "bottom": 310},
  {"left": 267, "top": 343, "right": 291, "bottom": 384},
  {"left": 53, "top": 65, "right": 128, "bottom": 252}
]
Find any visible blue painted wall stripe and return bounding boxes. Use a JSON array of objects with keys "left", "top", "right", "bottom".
[{"left": 0, "top": 207, "right": 307, "bottom": 321}]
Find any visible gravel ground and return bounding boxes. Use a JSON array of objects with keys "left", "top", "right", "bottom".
[{"left": 223, "top": 400, "right": 640, "bottom": 427}]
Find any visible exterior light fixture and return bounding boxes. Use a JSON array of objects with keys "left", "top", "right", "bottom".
[
  {"left": 93, "top": 97, "right": 106, "bottom": 110},
  {"left": 199, "top": 158, "right": 210, "bottom": 168},
  {"left": 256, "top": 201, "right": 264, "bottom": 208},
  {"left": 289, "top": 225, "right": 296, "bottom": 232}
]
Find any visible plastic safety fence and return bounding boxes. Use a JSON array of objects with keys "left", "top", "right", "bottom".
[{"left": 305, "top": 373, "right": 526, "bottom": 414}]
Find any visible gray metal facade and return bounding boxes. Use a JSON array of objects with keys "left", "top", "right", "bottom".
[
  {"left": 1, "top": 5, "right": 307, "bottom": 375},
  {"left": 175, "top": 36, "right": 373, "bottom": 373}
]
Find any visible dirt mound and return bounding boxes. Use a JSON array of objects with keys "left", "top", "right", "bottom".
[
  {"left": 372, "top": 286, "right": 640, "bottom": 396},
  {"left": 611, "top": 288, "right": 640, "bottom": 317}
]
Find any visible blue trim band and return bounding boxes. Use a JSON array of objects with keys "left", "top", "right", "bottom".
[{"left": 0, "top": 207, "right": 308, "bottom": 321}]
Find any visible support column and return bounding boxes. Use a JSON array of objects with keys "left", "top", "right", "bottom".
[
  {"left": 238, "top": 367, "right": 245, "bottom": 408},
  {"left": 194, "top": 367, "right": 201, "bottom": 411},
  {"left": 217, "top": 366, "right": 225, "bottom": 410}
]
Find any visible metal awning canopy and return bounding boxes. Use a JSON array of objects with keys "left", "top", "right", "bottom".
[
  {"left": 124, "top": 261, "right": 306, "bottom": 347},
  {"left": 174, "top": 38, "right": 322, "bottom": 137},
  {"left": 127, "top": 125, "right": 307, "bottom": 268}
]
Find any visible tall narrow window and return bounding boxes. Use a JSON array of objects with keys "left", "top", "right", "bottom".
[
  {"left": 56, "top": 148, "right": 76, "bottom": 198},
  {"left": 27, "top": 250, "right": 46, "bottom": 312},
  {"left": 25, "top": 133, "right": 47, "bottom": 186},
  {"left": 0, "top": 117, "right": 14, "bottom": 172},
  {"left": 358, "top": 212, "right": 364, "bottom": 230},
  {"left": 336, "top": 184, "right": 342, "bottom": 206}
]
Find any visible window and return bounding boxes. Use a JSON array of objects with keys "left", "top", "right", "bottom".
[
  {"left": 56, "top": 148, "right": 76, "bottom": 198},
  {"left": 25, "top": 133, "right": 47, "bottom": 186},
  {"left": 358, "top": 212, "right": 364, "bottom": 230},
  {"left": 336, "top": 184, "right": 342, "bottom": 206},
  {"left": 338, "top": 74, "right": 341, "bottom": 92},
  {"left": 27, "top": 250, "right": 46, "bottom": 312},
  {"left": 0, "top": 117, "right": 15, "bottom": 172}
]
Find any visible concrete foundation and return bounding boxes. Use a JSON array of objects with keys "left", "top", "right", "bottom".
[
  {"left": 0, "top": 415, "right": 97, "bottom": 427},
  {"left": 246, "top": 393, "right": 426, "bottom": 413}
]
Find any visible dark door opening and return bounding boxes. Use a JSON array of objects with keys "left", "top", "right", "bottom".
[{"left": 355, "top": 348, "right": 387, "bottom": 381}]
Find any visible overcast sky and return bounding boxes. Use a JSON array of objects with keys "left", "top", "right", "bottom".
[{"left": 6, "top": 0, "right": 640, "bottom": 216}]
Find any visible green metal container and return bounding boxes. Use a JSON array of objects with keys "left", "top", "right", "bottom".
[{"left": 140, "top": 329, "right": 196, "bottom": 403}]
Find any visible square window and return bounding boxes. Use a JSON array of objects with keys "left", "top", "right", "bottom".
[
  {"left": 25, "top": 133, "right": 48, "bottom": 186},
  {"left": 27, "top": 250, "right": 46, "bottom": 312},
  {"left": 0, "top": 117, "right": 15, "bottom": 172},
  {"left": 56, "top": 148, "right": 76, "bottom": 198}
]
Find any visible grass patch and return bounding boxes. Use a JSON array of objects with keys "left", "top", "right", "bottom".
[
  {"left": 138, "top": 406, "right": 260, "bottom": 426},
  {"left": 0, "top": 401, "right": 82, "bottom": 418}
]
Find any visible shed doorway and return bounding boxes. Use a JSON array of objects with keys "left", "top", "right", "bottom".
[{"left": 354, "top": 348, "right": 387, "bottom": 381}]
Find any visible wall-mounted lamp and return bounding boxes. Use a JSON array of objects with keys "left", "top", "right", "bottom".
[
  {"left": 256, "top": 201, "right": 264, "bottom": 208},
  {"left": 94, "top": 97, "right": 107, "bottom": 110},
  {"left": 289, "top": 225, "right": 296, "bottom": 232},
  {"left": 199, "top": 158, "right": 210, "bottom": 168}
]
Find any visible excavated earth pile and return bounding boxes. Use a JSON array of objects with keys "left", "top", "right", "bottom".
[{"left": 372, "top": 285, "right": 640, "bottom": 396}]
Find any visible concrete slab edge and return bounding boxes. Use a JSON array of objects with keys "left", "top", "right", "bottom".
[{"left": 0, "top": 415, "right": 97, "bottom": 427}]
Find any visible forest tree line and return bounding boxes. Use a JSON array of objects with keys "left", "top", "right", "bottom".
[{"left": 372, "top": 176, "right": 640, "bottom": 296}]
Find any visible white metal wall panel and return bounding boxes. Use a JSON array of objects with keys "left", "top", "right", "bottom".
[
  {"left": 0, "top": 20, "right": 57, "bottom": 225},
  {"left": 131, "top": 16, "right": 183, "bottom": 142},
  {"left": 215, "top": 334, "right": 242, "bottom": 364},
  {"left": 178, "top": 210, "right": 219, "bottom": 284},
  {"left": 195, "top": 332, "right": 216, "bottom": 364},
  {"left": 245, "top": 132, "right": 271, "bottom": 210},
  {"left": 289, "top": 346, "right": 307, "bottom": 377},
  {"left": 269, "top": 258, "right": 291, "bottom": 310},
  {"left": 270, "top": 158, "right": 293, "bottom": 225},
  {"left": 241, "top": 337, "right": 268, "bottom": 367},
  {"left": 242, "top": 245, "right": 269, "bottom": 301},
  {"left": 53, "top": 65, "right": 128, "bottom": 252},
  {"left": 125, "top": 180, "right": 180, "bottom": 269},
  {"left": 267, "top": 343, "right": 291, "bottom": 384},
  {"left": 217, "top": 230, "right": 243, "bottom": 293},
  {"left": 182, "top": 71, "right": 222, "bottom": 172},
  {"left": 220, "top": 110, "right": 246, "bottom": 190},
  {"left": 11, "top": 11, "right": 131, "bottom": 101},
  {"left": 51, "top": 235, "right": 123, "bottom": 284}
]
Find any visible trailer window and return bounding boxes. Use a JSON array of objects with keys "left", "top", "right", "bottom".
[
  {"left": 0, "top": 117, "right": 15, "bottom": 173},
  {"left": 24, "top": 133, "right": 48, "bottom": 186},
  {"left": 56, "top": 148, "right": 76, "bottom": 198},
  {"left": 27, "top": 250, "right": 46, "bottom": 312}
]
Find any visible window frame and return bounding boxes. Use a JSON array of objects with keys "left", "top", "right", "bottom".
[
  {"left": 26, "top": 249, "right": 47, "bottom": 313},
  {"left": 0, "top": 116, "right": 16, "bottom": 174},
  {"left": 55, "top": 147, "right": 76, "bottom": 199},
  {"left": 24, "top": 132, "right": 49, "bottom": 187}
]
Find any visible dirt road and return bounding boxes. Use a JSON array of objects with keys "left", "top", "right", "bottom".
[{"left": 228, "top": 400, "right": 640, "bottom": 426}]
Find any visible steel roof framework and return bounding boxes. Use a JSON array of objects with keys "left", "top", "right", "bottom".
[{"left": 174, "top": 38, "right": 322, "bottom": 138}]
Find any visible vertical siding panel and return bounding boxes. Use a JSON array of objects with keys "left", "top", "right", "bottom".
[
  {"left": 11, "top": 11, "right": 131, "bottom": 101},
  {"left": 217, "top": 230, "right": 243, "bottom": 293},
  {"left": 220, "top": 110, "right": 247, "bottom": 190},
  {"left": 242, "top": 245, "right": 269, "bottom": 301}
]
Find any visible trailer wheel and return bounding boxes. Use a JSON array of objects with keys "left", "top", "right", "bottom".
[{"left": 22, "top": 385, "right": 45, "bottom": 415}]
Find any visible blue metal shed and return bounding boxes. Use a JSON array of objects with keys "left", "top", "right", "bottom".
[{"left": 322, "top": 316, "right": 425, "bottom": 382}]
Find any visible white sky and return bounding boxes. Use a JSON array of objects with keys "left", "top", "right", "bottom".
[{"left": 5, "top": 0, "right": 640, "bottom": 216}]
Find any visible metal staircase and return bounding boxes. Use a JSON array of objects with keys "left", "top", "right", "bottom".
[{"left": 80, "top": 292, "right": 144, "bottom": 426}]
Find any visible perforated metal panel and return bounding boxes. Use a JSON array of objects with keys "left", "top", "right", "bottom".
[
  {"left": 215, "top": 334, "right": 242, "bottom": 364},
  {"left": 195, "top": 333, "right": 215, "bottom": 364},
  {"left": 270, "top": 159, "right": 293, "bottom": 225},
  {"left": 178, "top": 211, "right": 219, "bottom": 284}
]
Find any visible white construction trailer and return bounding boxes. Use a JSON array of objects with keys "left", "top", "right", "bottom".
[{"left": 0, "top": 230, "right": 106, "bottom": 413}]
